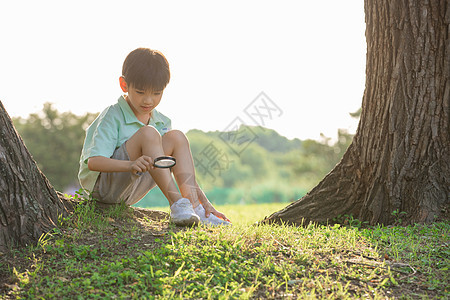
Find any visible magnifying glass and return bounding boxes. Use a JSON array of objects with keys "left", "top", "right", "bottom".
[{"left": 153, "top": 156, "right": 176, "bottom": 168}]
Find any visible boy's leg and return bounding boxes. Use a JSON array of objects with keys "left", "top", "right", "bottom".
[
  {"left": 126, "top": 126, "right": 183, "bottom": 206},
  {"left": 162, "top": 130, "right": 230, "bottom": 223},
  {"left": 161, "top": 130, "right": 200, "bottom": 206}
]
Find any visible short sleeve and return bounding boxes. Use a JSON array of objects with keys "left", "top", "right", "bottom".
[{"left": 81, "top": 107, "right": 120, "bottom": 164}]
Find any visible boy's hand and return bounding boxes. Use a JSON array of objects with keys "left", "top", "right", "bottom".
[
  {"left": 202, "top": 201, "right": 231, "bottom": 222},
  {"left": 130, "top": 155, "right": 154, "bottom": 174}
]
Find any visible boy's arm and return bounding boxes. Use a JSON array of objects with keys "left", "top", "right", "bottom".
[
  {"left": 88, "top": 156, "right": 131, "bottom": 173},
  {"left": 88, "top": 155, "right": 154, "bottom": 174}
]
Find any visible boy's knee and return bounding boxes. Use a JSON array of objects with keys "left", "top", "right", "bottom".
[
  {"left": 137, "top": 125, "right": 162, "bottom": 142},
  {"left": 164, "top": 130, "right": 188, "bottom": 144}
]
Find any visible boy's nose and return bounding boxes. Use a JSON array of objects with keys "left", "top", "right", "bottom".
[{"left": 144, "top": 97, "right": 154, "bottom": 105}]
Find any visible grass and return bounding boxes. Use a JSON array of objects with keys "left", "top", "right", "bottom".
[{"left": 0, "top": 197, "right": 448, "bottom": 299}]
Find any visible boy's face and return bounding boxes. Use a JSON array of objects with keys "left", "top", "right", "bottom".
[{"left": 120, "top": 77, "right": 163, "bottom": 119}]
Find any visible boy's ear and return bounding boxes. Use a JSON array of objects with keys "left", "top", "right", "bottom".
[{"left": 119, "top": 76, "right": 128, "bottom": 93}]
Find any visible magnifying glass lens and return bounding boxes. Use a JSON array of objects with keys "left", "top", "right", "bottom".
[
  {"left": 156, "top": 159, "right": 174, "bottom": 167},
  {"left": 153, "top": 156, "right": 176, "bottom": 168}
]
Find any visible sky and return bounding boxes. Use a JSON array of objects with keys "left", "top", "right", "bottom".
[{"left": 0, "top": 0, "right": 366, "bottom": 141}]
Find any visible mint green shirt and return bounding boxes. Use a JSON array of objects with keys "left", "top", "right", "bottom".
[{"left": 78, "top": 96, "right": 172, "bottom": 191}]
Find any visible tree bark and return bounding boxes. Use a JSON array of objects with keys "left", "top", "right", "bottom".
[
  {"left": 0, "top": 101, "right": 69, "bottom": 251},
  {"left": 263, "top": 0, "right": 449, "bottom": 225}
]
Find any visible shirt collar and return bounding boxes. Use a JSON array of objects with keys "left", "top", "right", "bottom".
[
  {"left": 118, "top": 96, "right": 140, "bottom": 125},
  {"left": 151, "top": 109, "right": 165, "bottom": 125}
]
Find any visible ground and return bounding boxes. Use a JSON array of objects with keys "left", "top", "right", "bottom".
[{"left": 0, "top": 202, "right": 448, "bottom": 299}]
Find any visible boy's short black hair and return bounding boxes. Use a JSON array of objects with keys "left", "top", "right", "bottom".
[{"left": 122, "top": 48, "right": 170, "bottom": 91}]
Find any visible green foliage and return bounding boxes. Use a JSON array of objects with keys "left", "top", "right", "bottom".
[
  {"left": 198, "top": 126, "right": 303, "bottom": 153},
  {"left": 12, "top": 103, "right": 97, "bottom": 191},
  {"left": 187, "top": 125, "right": 353, "bottom": 193},
  {"left": 220, "top": 163, "right": 253, "bottom": 187}
]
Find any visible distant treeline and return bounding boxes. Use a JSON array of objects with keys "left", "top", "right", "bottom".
[{"left": 12, "top": 103, "right": 356, "bottom": 206}]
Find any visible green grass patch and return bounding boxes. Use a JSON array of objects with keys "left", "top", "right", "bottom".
[{"left": 1, "top": 198, "right": 448, "bottom": 299}]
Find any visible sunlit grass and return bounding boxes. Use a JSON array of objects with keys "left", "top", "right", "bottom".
[
  {"left": 146, "top": 202, "right": 289, "bottom": 225},
  {"left": 3, "top": 198, "right": 449, "bottom": 299}
]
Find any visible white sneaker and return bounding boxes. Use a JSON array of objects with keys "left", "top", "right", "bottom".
[
  {"left": 170, "top": 198, "right": 200, "bottom": 226},
  {"left": 194, "top": 204, "right": 231, "bottom": 226}
]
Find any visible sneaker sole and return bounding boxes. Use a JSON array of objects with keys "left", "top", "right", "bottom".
[{"left": 171, "top": 215, "right": 200, "bottom": 227}]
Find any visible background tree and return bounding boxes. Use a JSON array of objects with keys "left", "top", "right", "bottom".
[
  {"left": 263, "top": 0, "right": 449, "bottom": 225},
  {"left": 13, "top": 103, "right": 97, "bottom": 192}
]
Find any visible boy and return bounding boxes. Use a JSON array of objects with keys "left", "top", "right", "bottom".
[{"left": 78, "top": 48, "right": 230, "bottom": 226}]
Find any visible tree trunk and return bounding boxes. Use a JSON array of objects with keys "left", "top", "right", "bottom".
[
  {"left": 263, "top": 0, "right": 449, "bottom": 225},
  {"left": 0, "top": 101, "right": 69, "bottom": 251}
]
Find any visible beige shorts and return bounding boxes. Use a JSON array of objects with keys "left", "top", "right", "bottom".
[{"left": 92, "top": 142, "right": 156, "bottom": 205}]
